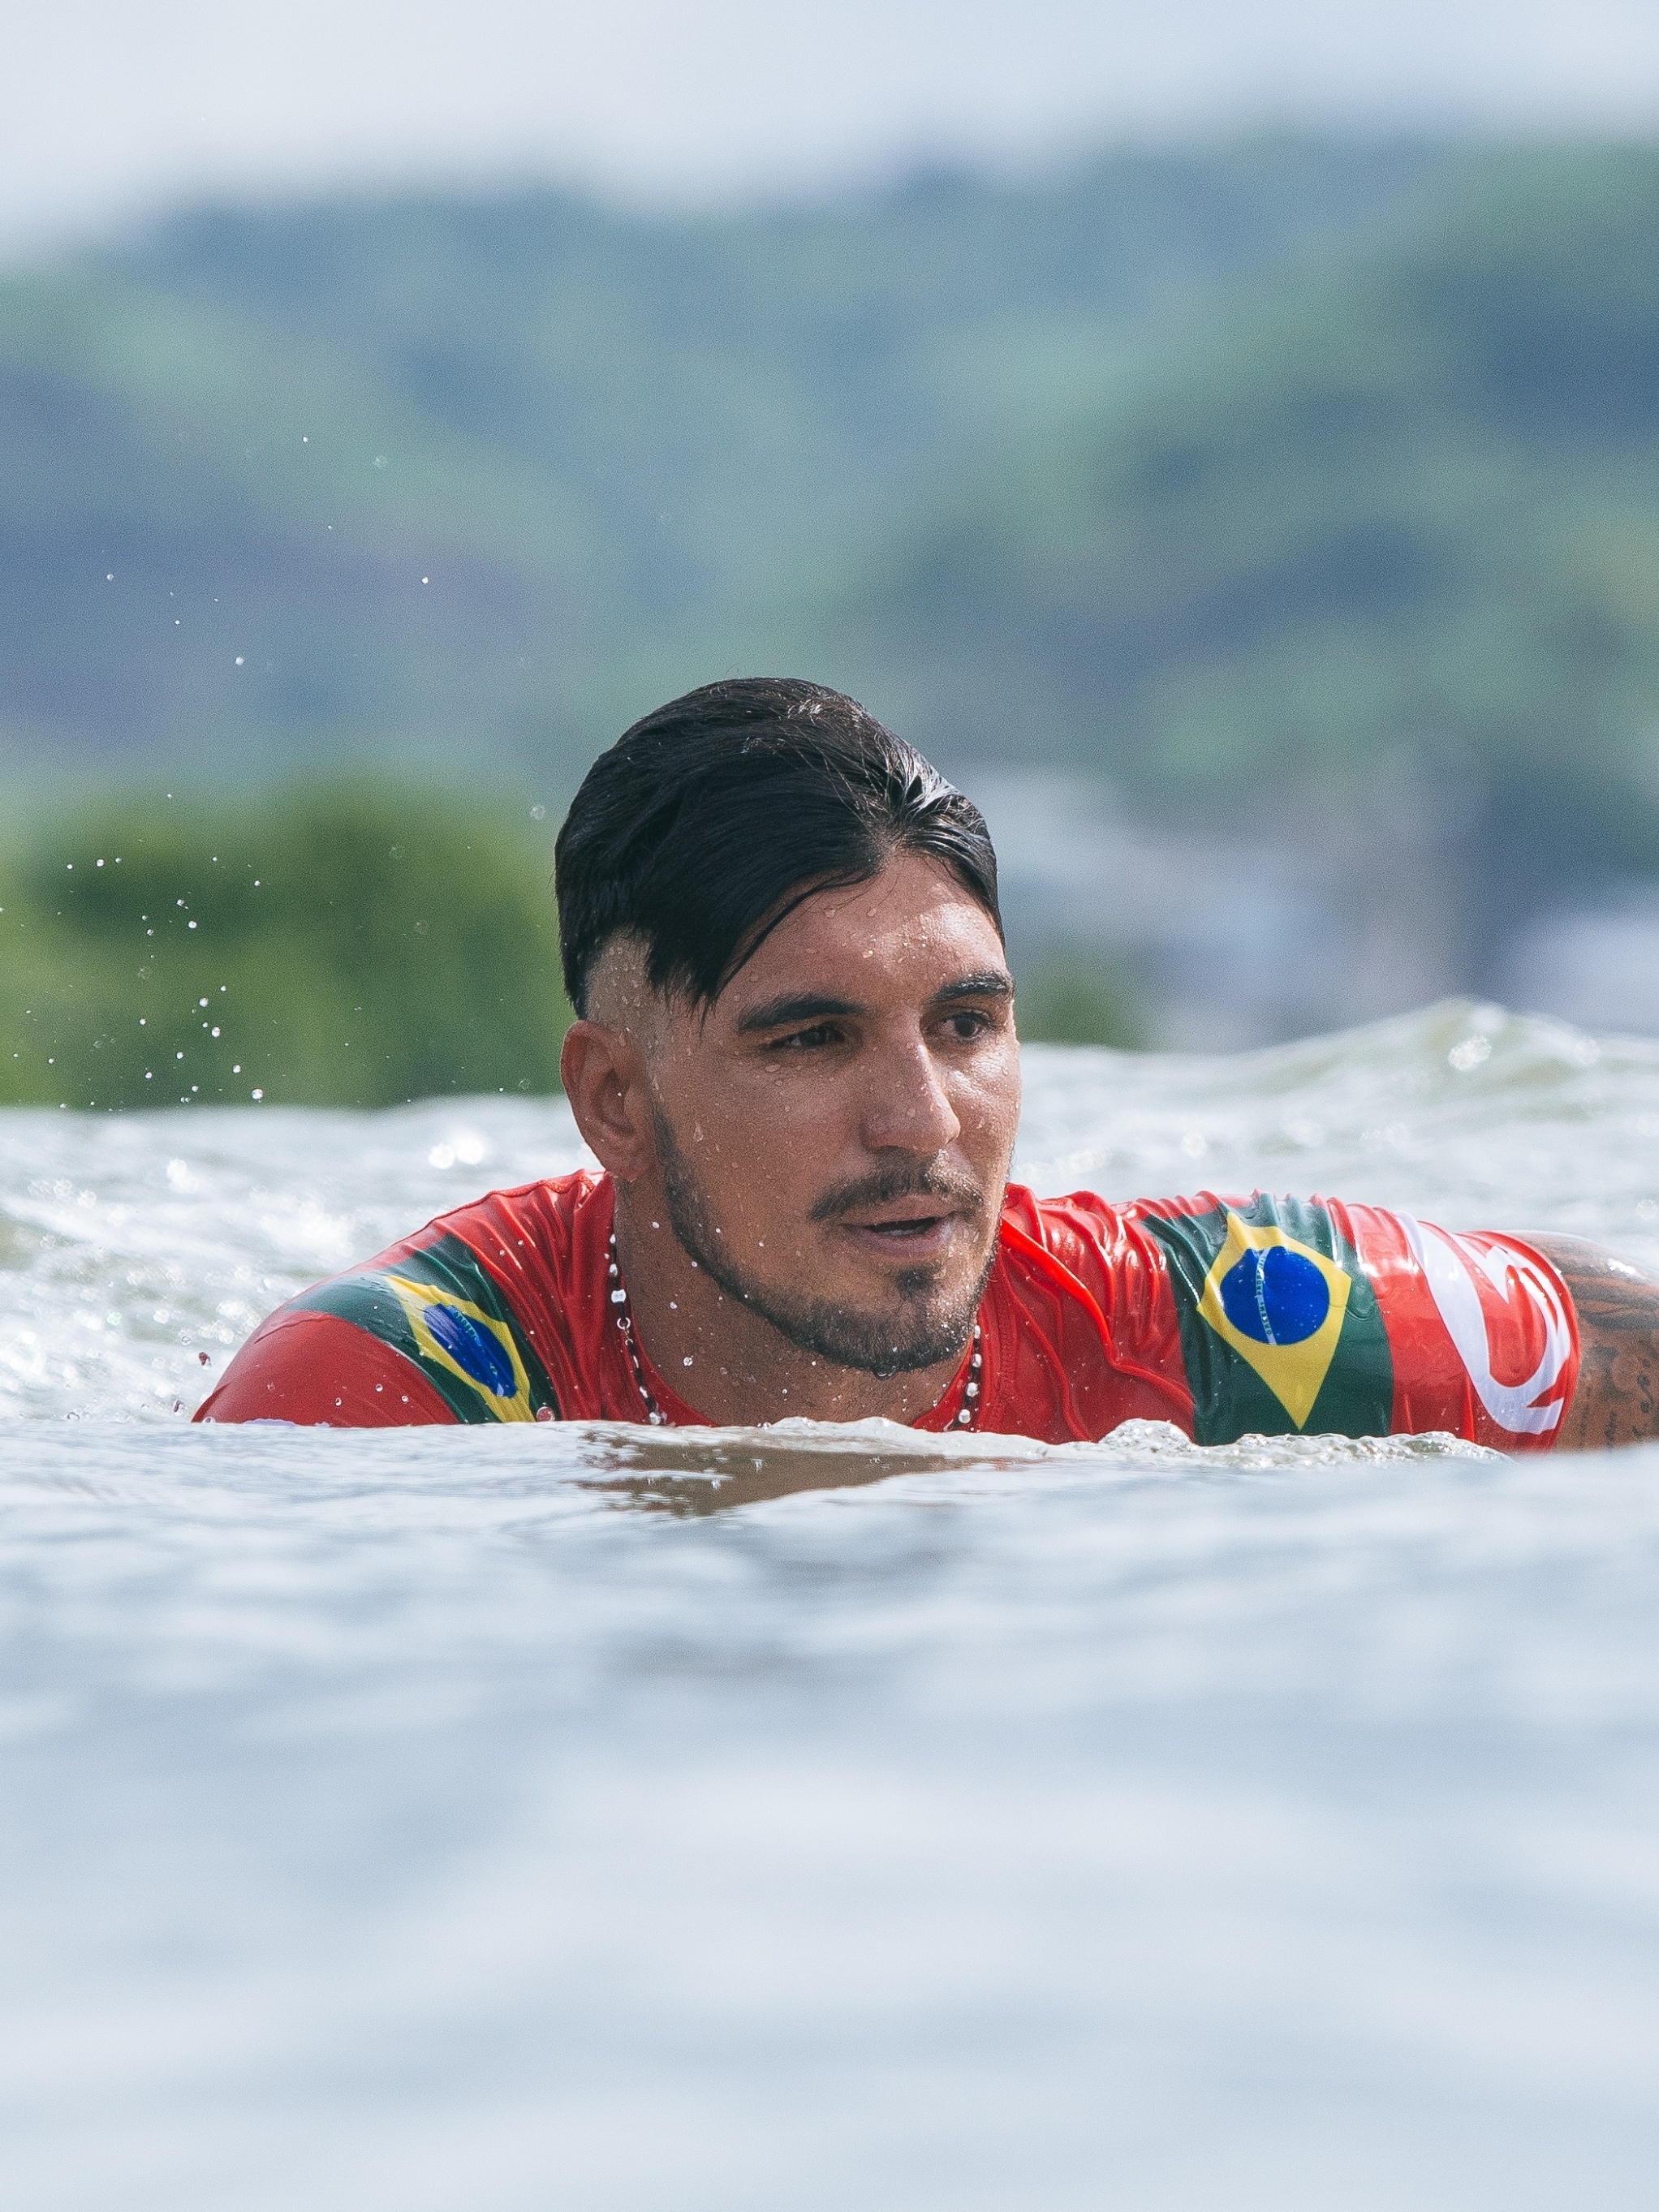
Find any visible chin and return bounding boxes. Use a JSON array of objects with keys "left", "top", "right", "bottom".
[
  {"left": 853, "top": 1265, "right": 986, "bottom": 1364},
  {"left": 752, "top": 1261, "right": 982, "bottom": 1378}
]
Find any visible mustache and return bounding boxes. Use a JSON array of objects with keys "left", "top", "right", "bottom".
[{"left": 808, "top": 1162, "right": 988, "bottom": 1225}]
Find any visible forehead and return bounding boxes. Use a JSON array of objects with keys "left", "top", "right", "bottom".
[{"left": 718, "top": 853, "right": 1004, "bottom": 1012}]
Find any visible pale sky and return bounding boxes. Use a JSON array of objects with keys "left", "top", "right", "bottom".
[{"left": 5, "top": 0, "right": 1659, "bottom": 250}]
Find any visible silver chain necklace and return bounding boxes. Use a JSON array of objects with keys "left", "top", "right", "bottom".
[
  {"left": 607, "top": 1230, "right": 666, "bottom": 1424},
  {"left": 606, "top": 1231, "right": 982, "bottom": 1429}
]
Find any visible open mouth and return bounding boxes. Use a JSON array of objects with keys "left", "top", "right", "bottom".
[
  {"left": 834, "top": 1201, "right": 970, "bottom": 1254},
  {"left": 812, "top": 1173, "right": 985, "bottom": 1258}
]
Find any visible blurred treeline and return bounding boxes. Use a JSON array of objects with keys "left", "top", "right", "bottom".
[
  {"left": 0, "top": 794, "right": 570, "bottom": 1108},
  {"left": 0, "top": 787, "right": 1141, "bottom": 1114},
  {"left": 836, "top": 144, "right": 1659, "bottom": 963},
  {"left": 0, "top": 786, "right": 1134, "bottom": 1108},
  {"left": 0, "top": 138, "right": 1431, "bottom": 774},
  {"left": 7, "top": 135, "right": 1659, "bottom": 1089}
]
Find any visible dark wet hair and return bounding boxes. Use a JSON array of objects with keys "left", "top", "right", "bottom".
[{"left": 555, "top": 677, "right": 1002, "bottom": 1017}]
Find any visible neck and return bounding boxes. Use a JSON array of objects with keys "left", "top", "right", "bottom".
[{"left": 610, "top": 1177, "right": 968, "bottom": 1426}]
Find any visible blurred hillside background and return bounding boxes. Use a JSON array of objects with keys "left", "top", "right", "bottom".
[{"left": 6, "top": 1, "right": 1659, "bottom": 1104}]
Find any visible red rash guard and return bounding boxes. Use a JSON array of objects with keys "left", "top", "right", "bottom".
[{"left": 196, "top": 1171, "right": 1579, "bottom": 1450}]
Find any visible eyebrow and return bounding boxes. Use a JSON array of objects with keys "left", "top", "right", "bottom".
[
  {"left": 735, "top": 970, "right": 1014, "bottom": 1036},
  {"left": 736, "top": 992, "right": 863, "bottom": 1035},
  {"left": 934, "top": 970, "right": 1014, "bottom": 1003}
]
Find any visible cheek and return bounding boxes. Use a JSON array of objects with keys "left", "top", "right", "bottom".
[
  {"left": 737, "top": 1057, "right": 872, "bottom": 1157},
  {"left": 674, "top": 1087, "right": 828, "bottom": 1220},
  {"left": 956, "top": 1043, "right": 1022, "bottom": 1151}
]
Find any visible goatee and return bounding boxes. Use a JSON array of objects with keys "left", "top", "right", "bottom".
[{"left": 651, "top": 1108, "right": 995, "bottom": 1376}]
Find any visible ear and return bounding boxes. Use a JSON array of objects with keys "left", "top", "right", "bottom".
[{"left": 560, "top": 1019, "right": 656, "bottom": 1181}]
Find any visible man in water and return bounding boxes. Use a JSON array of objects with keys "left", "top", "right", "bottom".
[{"left": 199, "top": 678, "right": 1657, "bottom": 1450}]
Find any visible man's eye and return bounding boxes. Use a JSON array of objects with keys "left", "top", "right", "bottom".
[
  {"left": 772, "top": 1022, "right": 838, "bottom": 1051},
  {"left": 942, "top": 1010, "right": 991, "bottom": 1040}
]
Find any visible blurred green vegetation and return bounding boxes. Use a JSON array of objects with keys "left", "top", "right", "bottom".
[
  {"left": 0, "top": 790, "right": 570, "bottom": 1108},
  {"left": 821, "top": 144, "right": 1659, "bottom": 932},
  {"left": 0, "top": 790, "right": 1146, "bottom": 1101},
  {"left": 1013, "top": 948, "right": 1145, "bottom": 1048},
  {"left": 0, "top": 140, "right": 1444, "bottom": 774},
  {"left": 10, "top": 137, "right": 1659, "bottom": 1057},
  {"left": 9, "top": 144, "right": 1659, "bottom": 855}
]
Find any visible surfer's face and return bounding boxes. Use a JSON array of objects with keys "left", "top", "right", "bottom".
[{"left": 578, "top": 853, "right": 1019, "bottom": 1378}]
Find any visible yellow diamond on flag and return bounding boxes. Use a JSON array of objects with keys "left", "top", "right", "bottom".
[
  {"left": 1196, "top": 1211, "right": 1353, "bottom": 1429},
  {"left": 385, "top": 1273, "right": 535, "bottom": 1421}
]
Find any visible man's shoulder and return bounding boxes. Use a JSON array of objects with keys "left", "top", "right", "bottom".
[
  {"left": 199, "top": 1168, "right": 612, "bottom": 1426},
  {"left": 1006, "top": 1184, "right": 1360, "bottom": 1266},
  {"left": 995, "top": 1181, "right": 1183, "bottom": 1337},
  {"left": 427, "top": 1165, "right": 610, "bottom": 1256},
  {"left": 1000, "top": 1183, "right": 1161, "bottom": 1276},
  {"left": 980, "top": 1184, "right": 1191, "bottom": 1438}
]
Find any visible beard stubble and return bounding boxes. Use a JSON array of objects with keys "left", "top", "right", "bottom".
[{"left": 651, "top": 1105, "right": 998, "bottom": 1377}]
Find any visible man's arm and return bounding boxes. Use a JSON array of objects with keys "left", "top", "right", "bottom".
[
  {"left": 195, "top": 1308, "right": 457, "bottom": 1425},
  {"left": 1529, "top": 1235, "right": 1659, "bottom": 1450}
]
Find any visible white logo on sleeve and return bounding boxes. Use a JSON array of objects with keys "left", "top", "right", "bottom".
[{"left": 1399, "top": 1217, "right": 1575, "bottom": 1435}]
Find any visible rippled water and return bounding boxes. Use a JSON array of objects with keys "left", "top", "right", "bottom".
[{"left": 4, "top": 1001, "right": 1659, "bottom": 2208}]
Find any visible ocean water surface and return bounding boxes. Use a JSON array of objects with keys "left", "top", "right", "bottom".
[{"left": 3, "top": 1000, "right": 1659, "bottom": 2207}]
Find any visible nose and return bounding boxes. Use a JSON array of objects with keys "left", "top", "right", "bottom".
[{"left": 860, "top": 1031, "right": 962, "bottom": 1155}]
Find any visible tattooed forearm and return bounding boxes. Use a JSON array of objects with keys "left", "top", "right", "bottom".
[{"left": 1529, "top": 1234, "right": 1659, "bottom": 1450}]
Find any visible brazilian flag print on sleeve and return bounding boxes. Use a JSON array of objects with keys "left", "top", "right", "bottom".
[
  {"left": 290, "top": 1229, "right": 559, "bottom": 1423},
  {"left": 1140, "top": 1195, "right": 1393, "bottom": 1444}
]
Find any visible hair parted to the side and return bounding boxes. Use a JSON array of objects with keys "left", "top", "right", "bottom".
[{"left": 555, "top": 677, "right": 1002, "bottom": 1017}]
